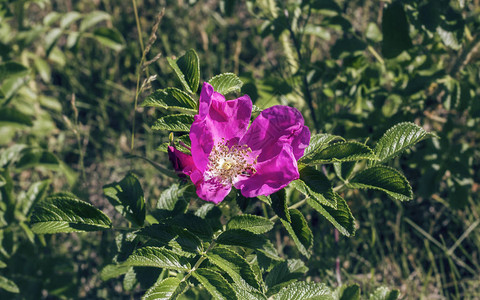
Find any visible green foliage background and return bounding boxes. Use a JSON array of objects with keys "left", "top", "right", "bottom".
[{"left": 0, "top": 0, "right": 479, "bottom": 299}]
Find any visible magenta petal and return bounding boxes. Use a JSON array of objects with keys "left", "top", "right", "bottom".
[
  {"left": 168, "top": 146, "right": 196, "bottom": 177},
  {"left": 190, "top": 83, "right": 253, "bottom": 171},
  {"left": 240, "top": 105, "right": 310, "bottom": 162},
  {"left": 193, "top": 176, "right": 232, "bottom": 204},
  {"left": 234, "top": 144, "right": 299, "bottom": 198}
]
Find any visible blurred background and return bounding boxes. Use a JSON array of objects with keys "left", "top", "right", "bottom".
[{"left": 0, "top": 0, "right": 479, "bottom": 299}]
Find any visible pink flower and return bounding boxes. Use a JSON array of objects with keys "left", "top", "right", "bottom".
[{"left": 168, "top": 82, "right": 310, "bottom": 204}]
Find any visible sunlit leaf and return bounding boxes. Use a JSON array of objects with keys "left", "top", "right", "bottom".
[
  {"left": 143, "top": 277, "right": 187, "bottom": 300},
  {"left": 192, "top": 268, "right": 238, "bottom": 300},
  {"left": 122, "top": 246, "right": 191, "bottom": 271},
  {"left": 0, "top": 61, "right": 29, "bottom": 82},
  {"left": 0, "top": 275, "right": 19, "bottom": 293},
  {"left": 301, "top": 133, "right": 344, "bottom": 160},
  {"left": 79, "top": 10, "right": 111, "bottom": 31},
  {"left": 265, "top": 259, "right": 308, "bottom": 295},
  {"left": 167, "top": 49, "right": 200, "bottom": 94},
  {"left": 93, "top": 27, "right": 125, "bottom": 51},
  {"left": 30, "top": 193, "right": 112, "bottom": 233},
  {"left": 302, "top": 142, "right": 376, "bottom": 164},
  {"left": 142, "top": 87, "right": 197, "bottom": 112},
  {"left": 292, "top": 166, "right": 336, "bottom": 208},
  {"left": 207, "top": 247, "right": 260, "bottom": 290},
  {"left": 307, "top": 193, "right": 355, "bottom": 237},
  {"left": 369, "top": 286, "right": 400, "bottom": 300},
  {"left": 273, "top": 281, "right": 333, "bottom": 300},
  {"left": 208, "top": 73, "right": 243, "bottom": 95},
  {"left": 349, "top": 166, "right": 413, "bottom": 201},
  {"left": 226, "top": 214, "right": 274, "bottom": 234},
  {"left": 0, "top": 107, "right": 33, "bottom": 127},
  {"left": 374, "top": 122, "right": 437, "bottom": 163},
  {"left": 151, "top": 114, "right": 194, "bottom": 132}
]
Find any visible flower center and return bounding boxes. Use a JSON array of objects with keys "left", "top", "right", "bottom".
[{"left": 206, "top": 138, "right": 257, "bottom": 185}]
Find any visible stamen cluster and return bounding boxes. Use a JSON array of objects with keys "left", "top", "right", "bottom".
[{"left": 206, "top": 138, "right": 256, "bottom": 185}]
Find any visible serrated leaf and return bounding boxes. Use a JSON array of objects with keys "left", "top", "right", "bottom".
[
  {"left": 168, "top": 49, "right": 200, "bottom": 94},
  {"left": 139, "top": 224, "right": 202, "bottom": 253},
  {"left": 143, "top": 277, "right": 187, "bottom": 300},
  {"left": 103, "top": 172, "right": 145, "bottom": 226},
  {"left": 93, "top": 27, "right": 125, "bottom": 51},
  {"left": 171, "top": 213, "right": 213, "bottom": 240},
  {"left": 333, "top": 162, "right": 355, "bottom": 182},
  {"left": 152, "top": 114, "right": 194, "bottom": 132},
  {"left": 280, "top": 209, "right": 313, "bottom": 258},
  {"left": 307, "top": 193, "right": 355, "bottom": 237},
  {"left": 157, "top": 134, "right": 191, "bottom": 154},
  {"left": 0, "top": 107, "right": 33, "bottom": 126},
  {"left": 226, "top": 214, "right": 274, "bottom": 234},
  {"left": 369, "top": 286, "right": 400, "bottom": 300},
  {"left": 207, "top": 247, "right": 260, "bottom": 290},
  {"left": 273, "top": 281, "right": 333, "bottom": 300},
  {"left": 271, "top": 190, "right": 290, "bottom": 222},
  {"left": 100, "top": 264, "right": 132, "bottom": 281},
  {"left": 303, "top": 142, "right": 377, "bottom": 164},
  {"left": 122, "top": 246, "right": 191, "bottom": 271},
  {"left": 15, "top": 148, "right": 59, "bottom": 170},
  {"left": 0, "top": 275, "right": 19, "bottom": 293},
  {"left": 374, "top": 122, "right": 437, "bottom": 163},
  {"left": 142, "top": 87, "right": 197, "bottom": 112},
  {"left": 293, "top": 166, "right": 336, "bottom": 208},
  {"left": 30, "top": 194, "right": 112, "bottom": 234},
  {"left": 0, "top": 61, "right": 29, "bottom": 82},
  {"left": 349, "top": 166, "right": 413, "bottom": 201},
  {"left": 192, "top": 268, "right": 238, "bottom": 300},
  {"left": 153, "top": 183, "right": 192, "bottom": 220},
  {"left": 233, "top": 284, "right": 267, "bottom": 300},
  {"left": 79, "top": 10, "right": 111, "bottom": 32},
  {"left": 208, "top": 73, "right": 243, "bottom": 95},
  {"left": 265, "top": 259, "right": 308, "bottom": 294},
  {"left": 301, "top": 133, "right": 344, "bottom": 161},
  {"left": 216, "top": 229, "right": 280, "bottom": 260}
]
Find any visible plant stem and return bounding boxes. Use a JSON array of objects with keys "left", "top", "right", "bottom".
[{"left": 181, "top": 240, "right": 217, "bottom": 283}]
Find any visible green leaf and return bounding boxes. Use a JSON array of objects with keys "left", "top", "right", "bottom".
[
  {"left": 0, "top": 275, "right": 19, "bottom": 293},
  {"left": 374, "top": 122, "right": 437, "bottom": 163},
  {"left": 20, "top": 180, "right": 50, "bottom": 216},
  {"left": 294, "top": 166, "right": 336, "bottom": 208},
  {"left": 348, "top": 166, "right": 413, "bottom": 201},
  {"left": 45, "top": 28, "right": 63, "bottom": 56},
  {"left": 381, "top": 1, "right": 412, "bottom": 58},
  {"left": 143, "top": 277, "right": 187, "bottom": 300},
  {"left": 301, "top": 133, "right": 344, "bottom": 160},
  {"left": 100, "top": 264, "right": 132, "bottom": 281},
  {"left": 103, "top": 172, "right": 146, "bottom": 226},
  {"left": 139, "top": 224, "right": 202, "bottom": 253},
  {"left": 339, "top": 284, "right": 360, "bottom": 300},
  {"left": 60, "top": 11, "right": 82, "bottom": 28},
  {"left": 151, "top": 114, "right": 194, "bottom": 132},
  {"left": 307, "top": 193, "right": 355, "bottom": 237},
  {"left": 226, "top": 214, "right": 274, "bottom": 234},
  {"left": 15, "top": 148, "right": 59, "bottom": 170},
  {"left": 216, "top": 229, "right": 280, "bottom": 260},
  {"left": 207, "top": 247, "right": 260, "bottom": 290},
  {"left": 30, "top": 193, "right": 112, "bottom": 234},
  {"left": 0, "top": 107, "right": 33, "bottom": 126},
  {"left": 280, "top": 209, "right": 313, "bottom": 258},
  {"left": 171, "top": 213, "right": 214, "bottom": 240},
  {"left": 0, "top": 61, "right": 29, "bottom": 82},
  {"left": 271, "top": 190, "right": 290, "bottom": 222},
  {"left": 122, "top": 246, "right": 191, "bottom": 271},
  {"left": 265, "top": 259, "right": 308, "bottom": 294},
  {"left": 208, "top": 73, "right": 243, "bottom": 95},
  {"left": 157, "top": 134, "right": 191, "bottom": 154},
  {"left": 333, "top": 162, "right": 355, "bottom": 182},
  {"left": 273, "top": 281, "right": 333, "bottom": 300},
  {"left": 167, "top": 49, "right": 200, "bottom": 94},
  {"left": 79, "top": 10, "right": 111, "bottom": 32},
  {"left": 192, "top": 268, "right": 238, "bottom": 300},
  {"left": 154, "top": 183, "right": 192, "bottom": 219},
  {"left": 303, "top": 142, "right": 377, "bottom": 164},
  {"left": 369, "top": 287, "right": 400, "bottom": 300},
  {"left": 93, "top": 27, "right": 125, "bottom": 51},
  {"left": 142, "top": 87, "right": 197, "bottom": 112},
  {"left": 0, "top": 260, "right": 6, "bottom": 268}
]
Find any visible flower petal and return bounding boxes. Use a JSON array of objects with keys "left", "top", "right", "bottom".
[
  {"left": 234, "top": 143, "right": 299, "bottom": 198},
  {"left": 240, "top": 105, "right": 310, "bottom": 162},
  {"left": 168, "top": 146, "right": 196, "bottom": 177},
  {"left": 190, "top": 82, "right": 253, "bottom": 171},
  {"left": 190, "top": 170, "right": 232, "bottom": 204}
]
